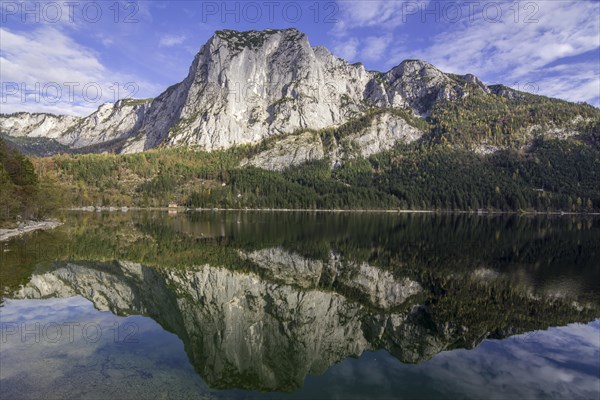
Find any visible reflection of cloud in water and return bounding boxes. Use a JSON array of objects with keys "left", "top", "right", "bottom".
[
  {"left": 1, "top": 296, "right": 598, "bottom": 399},
  {"left": 0, "top": 297, "right": 209, "bottom": 400},
  {"left": 425, "top": 322, "right": 600, "bottom": 399},
  {"left": 294, "top": 321, "right": 600, "bottom": 400},
  {"left": 540, "top": 278, "right": 585, "bottom": 300}
]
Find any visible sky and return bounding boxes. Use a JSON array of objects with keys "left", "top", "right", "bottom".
[
  {"left": 3, "top": 297, "right": 599, "bottom": 399},
  {"left": 1, "top": 0, "right": 599, "bottom": 116}
]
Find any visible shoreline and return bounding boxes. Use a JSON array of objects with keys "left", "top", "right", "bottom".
[
  {"left": 63, "top": 207, "right": 600, "bottom": 216},
  {"left": 0, "top": 220, "right": 63, "bottom": 242}
]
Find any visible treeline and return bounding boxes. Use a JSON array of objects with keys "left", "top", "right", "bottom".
[
  {"left": 3, "top": 211, "right": 597, "bottom": 347},
  {"left": 15, "top": 85, "right": 600, "bottom": 213},
  {"left": 372, "top": 139, "right": 599, "bottom": 211},
  {"left": 28, "top": 134, "right": 600, "bottom": 212},
  {"left": 429, "top": 88, "right": 599, "bottom": 148},
  {"left": 0, "top": 138, "right": 62, "bottom": 226}
]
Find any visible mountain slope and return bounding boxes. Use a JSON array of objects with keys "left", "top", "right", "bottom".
[
  {"left": 3, "top": 28, "right": 599, "bottom": 212},
  {"left": 3, "top": 28, "right": 596, "bottom": 160},
  {"left": 0, "top": 138, "right": 61, "bottom": 224}
]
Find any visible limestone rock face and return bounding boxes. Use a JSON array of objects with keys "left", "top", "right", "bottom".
[
  {"left": 132, "top": 29, "right": 373, "bottom": 151},
  {"left": 243, "top": 131, "right": 325, "bottom": 171},
  {"left": 344, "top": 112, "right": 423, "bottom": 158},
  {"left": 0, "top": 29, "right": 456, "bottom": 159},
  {"left": 3, "top": 28, "right": 579, "bottom": 164},
  {"left": 12, "top": 259, "right": 428, "bottom": 391},
  {"left": 242, "top": 111, "right": 424, "bottom": 171},
  {"left": 381, "top": 60, "right": 453, "bottom": 113},
  {"left": 242, "top": 247, "right": 422, "bottom": 309},
  {"left": 65, "top": 100, "right": 151, "bottom": 149},
  {"left": 11, "top": 252, "right": 590, "bottom": 391},
  {"left": 488, "top": 84, "right": 525, "bottom": 100},
  {"left": 462, "top": 73, "right": 491, "bottom": 94},
  {"left": 0, "top": 99, "right": 150, "bottom": 150},
  {"left": 0, "top": 112, "right": 80, "bottom": 141}
]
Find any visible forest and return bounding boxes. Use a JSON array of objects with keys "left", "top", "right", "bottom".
[
  {"left": 20, "top": 133, "right": 599, "bottom": 213},
  {"left": 1, "top": 89, "right": 599, "bottom": 221},
  {"left": 2, "top": 211, "right": 598, "bottom": 346},
  {"left": 0, "top": 138, "right": 63, "bottom": 227}
]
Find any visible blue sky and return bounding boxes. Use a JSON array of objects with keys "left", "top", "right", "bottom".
[{"left": 1, "top": 0, "right": 599, "bottom": 116}]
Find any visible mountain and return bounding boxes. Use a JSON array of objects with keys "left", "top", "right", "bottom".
[
  {"left": 2, "top": 28, "right": 599, "bottom": 212},
  {"left": 8, "top": 207, "right": 598, "bottom": 391},
  {"left": 10, "top": 234, "right": 598, "bottom": 392},
  {"left": 3, "top": 28, "right": 597, "bottom": 167},
  {"left": 0, "top": 99, "right": 150, "bottom": 155},
  {"left": 3, "top": 197, "right": 598, "bottom": 394}
]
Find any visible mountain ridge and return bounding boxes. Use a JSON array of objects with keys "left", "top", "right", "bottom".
[{"left": 3, "top": 27, "right": 596, "bottom": 164}]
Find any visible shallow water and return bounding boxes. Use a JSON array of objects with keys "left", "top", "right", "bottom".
[{"left": 1, "top": 211, "right": 599, "bottom": 399}]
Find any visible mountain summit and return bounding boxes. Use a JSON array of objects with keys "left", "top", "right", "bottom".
[{"left": 1, "top": 28, "right": 597, "bottom": 167}]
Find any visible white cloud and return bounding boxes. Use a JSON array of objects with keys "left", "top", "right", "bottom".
[
  {"left": 532, "top": 63, "right": 600, "bottom": 105},
  {"left": 332, "top": 0, "right": 599, "bottom": 105},
  {"left": 297, "top": 321, "right": 600, "bottom": 400},
  {"left": 420, "top": 322, "right": 600, "bottom": 399},
  {"left": 97, "top": 34, "right": 114, "bottom": 47},
  {"left": 330, "top": 34, "right": 394, "bottom": 64},
  {"left": 332, "top": 1, "right": 417, "bottom": 36},
  {"left": 0, "top": 27, "right": 105, "bottom": 83},
  {"left": 332, "top": 37, "right": 360, "bottom": 61},
  {"left": 362, "top": 35, "right": 393, "bottom": 62},
  {"left": 408, "top": 2, "right": 598, "bottom": 75},
  {"left": 0, "top": 26, "right": 163, "bottom": 116},
  {"left": 159, "top": 34, "right": 186, "bottom": 47}
]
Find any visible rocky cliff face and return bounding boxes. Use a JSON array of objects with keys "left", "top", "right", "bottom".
[
  {"left": 11, "top": 242, "right": 594, "bottom": 391},
  {"left": 0, "top": 99, "right": 150, "bottom": 150},
  {"left": 242, "top": 131, "right": 326, "bottom": 171},
  {"left": 2, "top": 28, "right": 594, "bottom": 165},
  {"left": 12, "top": 259, "right": 435, "bottom": 391},
  {"left": 125, "top": 29, "right": 370, "bottom": 152},
  {"left": 242, "top": 111, "right": 424, "bottom": 171},
  {"left": 0, "top": 28, "right": 491, "bottom": 159},
  {"left": 241, "top": 247, "right": 422, "bottom": 309}
]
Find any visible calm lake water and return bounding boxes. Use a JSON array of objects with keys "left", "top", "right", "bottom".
[{"left": 1, "top": 211, "right": 599, "bottom": 399}]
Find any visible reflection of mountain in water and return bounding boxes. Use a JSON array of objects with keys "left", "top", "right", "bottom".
[{"left": 12, "top": 244, "right": 599, "bottom": 392}]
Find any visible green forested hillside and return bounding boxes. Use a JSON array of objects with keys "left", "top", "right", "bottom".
[
  {"left": 5, "top": 87, "right": 600, "bottom": 215},
  {"left": 429, "top": 85, "right": 599, "bottom": 148},
  {"left": 0, "top": 138, "right": 61, "bottom": 226},
  {"left": 30, "top": 132, "right": 600, "bottom": 212}
]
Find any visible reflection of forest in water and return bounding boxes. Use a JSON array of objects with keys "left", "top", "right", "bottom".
[{"left": 2, "top": 212, "right": 598, "bottom": 392}]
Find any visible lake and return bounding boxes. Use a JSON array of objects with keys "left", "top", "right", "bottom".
[{"left": 1, "top": 211, "right": 599, "bottom": 399}]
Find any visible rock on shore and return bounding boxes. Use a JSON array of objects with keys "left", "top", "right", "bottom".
[{"left": 0, "top": 220, "right": 63, "bottom": 242}]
